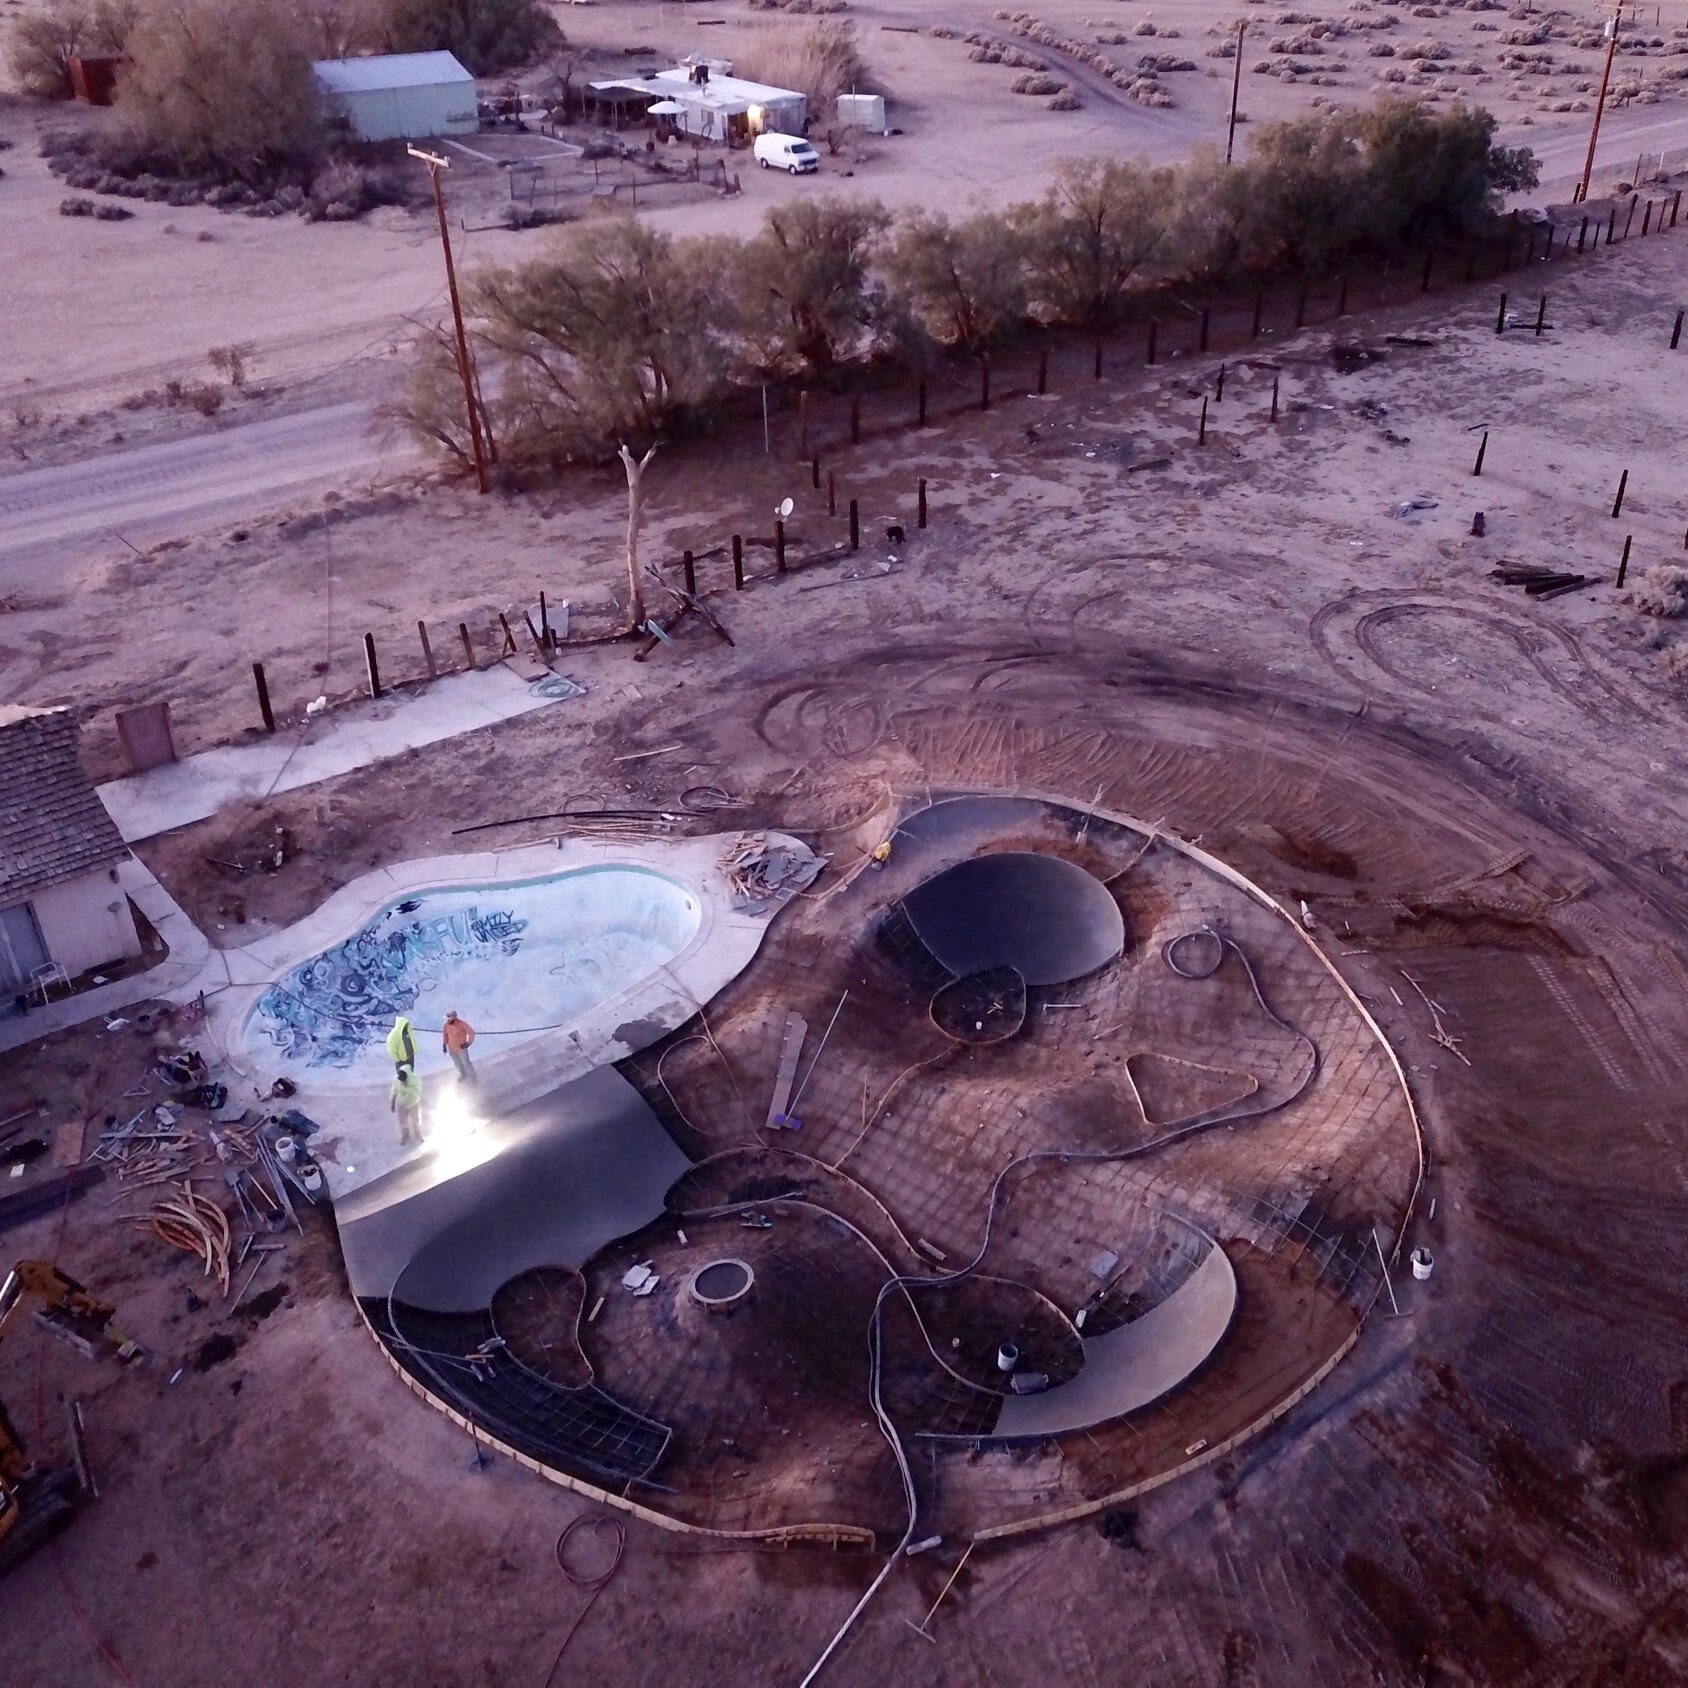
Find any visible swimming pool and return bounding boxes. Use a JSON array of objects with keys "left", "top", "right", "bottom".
[{"left": 244, "top": 867, "right": 702, "bottom": 1087}]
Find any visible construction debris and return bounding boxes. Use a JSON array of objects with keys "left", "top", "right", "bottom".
[
  {"left": 722, "top": 834, "right": 825, "bottom": 911},
  {"left": 1489, "top": 564, "right": 1598, "bottom": 599},
  {"left": 141, "top": 1182, "right": 234, "bottom": 1295}
]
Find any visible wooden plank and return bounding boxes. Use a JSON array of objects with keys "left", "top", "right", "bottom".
[{"left": 764, "top": 1014, "right": 808, "bottom": 1131}]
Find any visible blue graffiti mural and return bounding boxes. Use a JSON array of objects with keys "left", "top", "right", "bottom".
[{"left": 253, "top": 902, "right": 529, "bottom": 1070}]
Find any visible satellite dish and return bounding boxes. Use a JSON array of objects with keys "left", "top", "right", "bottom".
[{"left": 776, "top": 496, "right": 795, "bottom": 519}]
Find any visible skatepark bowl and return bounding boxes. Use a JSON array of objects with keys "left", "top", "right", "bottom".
[{"left": 242, "top": 867, "right": 702, "bottom": 1086}]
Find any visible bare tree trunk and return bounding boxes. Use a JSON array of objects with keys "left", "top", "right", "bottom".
[{"left": 618, "top": 441, "right": 659, "bottom": 631}]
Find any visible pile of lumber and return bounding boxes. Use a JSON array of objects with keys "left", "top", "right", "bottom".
[{"left": 1490, "top": 564, "right": 1599, "bottom": 599}]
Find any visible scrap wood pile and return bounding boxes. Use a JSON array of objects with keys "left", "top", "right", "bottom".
[
  {"left": 1491, "top": 563, "right": 1599, "bottom": 599},
  {"left": 722, "top": 834, "right": 826, "bottom": 912},
  {"left": 141, "top": 1182, "right": 233, "bottom": 1295}
]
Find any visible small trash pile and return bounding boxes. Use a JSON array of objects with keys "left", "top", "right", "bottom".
[
  {"left": 722, "top": 834, "right": 826, "bottom": 913},
  {"left": 95, "top": 1046, "right": 328, "bottom": 1301}
]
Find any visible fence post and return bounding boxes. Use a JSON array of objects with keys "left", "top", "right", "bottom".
[
  {"left": 1612, "top": 469, "right": 1628, "bottom": 519},
  {"left": 1618, "top": 534, "right": 1632, "bottom": 588},
  {"left": 1198, "top": 396, "right": 1208, "bottom": 446},
  {"left": 1270, "top": 376, "right": 1280, "bottom": 423},
  {"left": 417, "top": 619, "right": 436, "bottom": 677},
  {"left": 1672, "top": 309, "right": 1684, "bottom": 351},
  {"left": 1495, "top": 292, "right": 1508, "bottom": 335},
  {"left": 798, "top": 388, "right": 810, "bottom": 459},
  {"left": 1673, "top": 188, "right": 1682, "bottom": 227},
  {"left": 1624, "top": 197, "right": 1638, "bottom": 240},
  {"left": 1534, "top": 294, "right": 1547, "bottom": 337},
  {"left": 917, "top": 479, "right": 928, "bottom": 530},
  {"left": 1472, "top": 429, "right": 1488, "bottom": 477},
  {"left": 732, "top": 534, "right": 744, "bottom": 589},
  {"left": 848, "top": 499, "right": 860, "bottom": 551},
  {"left": 811, "top": 457, "right": 821, "bottom": 490},
  {"left": 683, "top": 549, "right": 696, "bottom": 595},
  {"left": 363, "top": 633, "right": 381, "bottom": 700},
  {"left": 1642, "top": 201, "right": 1654, "bottom": 237},
  {"left": 827, "top": 471, "right": 837, "bottom": 516},
  {"left": 252, "top": 662, "right": 274, "bottom": 733},
  {"left": 1215, "top": 361, "right": 1226, "bottom": 403},
  {"left": 1577, "top": 215, "right": 1588, "bottom": 253},
  {"left": 1607, "top": 207, "right": 1617, "bottom": 245},
  {"left": 1543, "top": 225, "right": 1556, "bottom": 260},
  {"left": 774, "top": 518, "right": 786, "bottom": 575},
  {"left": 459, "top": 622, "right": 474, "bottom": 669}
]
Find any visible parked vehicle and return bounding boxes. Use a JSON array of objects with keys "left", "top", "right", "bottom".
[{"left": 753, "top": 132, "right": 820, "bottom": 175}]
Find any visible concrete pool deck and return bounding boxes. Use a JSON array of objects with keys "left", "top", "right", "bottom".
[
  {"left": 195, "top": 831, "right": 807, "bottom": 1195},
  {"left": 97, "top": 663, "right": 580, "bottom": 845}
]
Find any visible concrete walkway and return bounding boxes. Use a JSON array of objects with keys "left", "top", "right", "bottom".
[{"left": 98, "top": 663, "right": 582, "bottom": 844}]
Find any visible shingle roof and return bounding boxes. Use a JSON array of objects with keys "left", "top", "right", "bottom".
[
  {"left": 0, "top": 706, "right": 126, "bottom": 905},
  {"left": 313, "top": 51, "right": 473, "bottom": 95}
]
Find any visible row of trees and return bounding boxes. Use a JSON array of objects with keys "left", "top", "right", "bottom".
[
  {"left": 11, "top": 0, "right": 561, "bottom": 184},
  {"left": 397, "top": 99, "right": 1538, "bottom": 471}
]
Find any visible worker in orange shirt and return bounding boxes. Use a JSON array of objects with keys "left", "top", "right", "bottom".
[{"left": 442, "top": 1010, "right": 477, "bottom": 1083}]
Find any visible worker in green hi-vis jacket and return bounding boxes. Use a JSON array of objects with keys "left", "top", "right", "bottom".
[
  {"left": 389, "top": 1065, "right": 423, "bottom": 1148},
  {"left": 386, "top": 1015, "right": 416, "bottom": 1071}
]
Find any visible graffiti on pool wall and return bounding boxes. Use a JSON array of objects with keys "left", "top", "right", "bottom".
[{"left": 253, "top": 903, "right": 529, "bottom": 1069}]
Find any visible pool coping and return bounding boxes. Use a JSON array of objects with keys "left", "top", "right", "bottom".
[{"left": 197, "top": 830, "right": 800, "bottom": 1196}]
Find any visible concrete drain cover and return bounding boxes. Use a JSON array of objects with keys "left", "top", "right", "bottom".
[{"left": 689, "top": 1259, "right": 754, "bottom": 1310}]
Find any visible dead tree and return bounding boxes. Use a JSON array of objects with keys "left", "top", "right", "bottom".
[{"left": 618, "top": 440, "right": 659, "bottom": 631}]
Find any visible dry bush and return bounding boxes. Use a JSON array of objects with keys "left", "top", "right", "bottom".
[
  {"left": 1629, "top": 564, "right": 1688, "bottom": 619},
  {"left": 1048, "top": 90, "right": 1082, "bottom": 109},
  {"left": 1663, "top": 643, "right": 1688, "bottom": 684},
  {"left": 107, "top": 0, "right": 326, "bottom": 185},
  {"left": 734, "top": 18, "right": 867, "bottom": 109},
  {"left": 8, "top": 0, "right": 136, "bottom": 99},
  {"left": 1011, "top": 71, "right": 1066, "bottom": 94},
  {"left": 378, "top": 0, "right": 562, "bottom": 74}
]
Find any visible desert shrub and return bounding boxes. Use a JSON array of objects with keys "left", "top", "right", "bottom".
[
  {"left": 734, "top": 17, "right": 867, "bottom": 109},
  {"left": 304, "top": 157, "right": 406, "bottom": 220},
  {"left": 1011, "top": 72, "right": 1065, "bottom": 95},
  {"left": 435, "top": 218, "right": 738, "bottom": 464},
  {"left": 1048, "top": 90, "right": 1082, "bottom": 109},
  {"left": 376, "top": 0, "right": 562, "bottom": 74},
  {"left": 733, "top": 197, "right": 890, "bottom": 375},
  {"left": 8, "top": 0, "right": 136, "bottom": 99},
  {"left": 883, "top": 210, "right": 1030, "bottom": 374},
  {"left": 106, "top": 0, "right": 327, "bottom": 186},
  {"left": 1630, "top": 564, "right": 1688, "bottom": 618},
  {"left": 1013, "top": 157, "right": 1184, "bottom": 329}
]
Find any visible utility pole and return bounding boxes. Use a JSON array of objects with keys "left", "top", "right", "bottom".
[
  {"left": 1226, "top": 20, "right": 1246, "bottom": 165},
  {"left": 408, "top": 145, "right": 490, "bottom": 494},
  {"left": 1574, "top": 3, "right": 1623, "bottom": 205}
]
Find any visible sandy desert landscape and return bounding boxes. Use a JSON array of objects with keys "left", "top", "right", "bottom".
[{"left": 2, "top": 2, "right": 1688, "bottom": 1686}]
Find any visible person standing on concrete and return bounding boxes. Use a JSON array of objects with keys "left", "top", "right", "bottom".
[
  {"left": 387, "top": 1014, "right": 416, "bottom": 1071},
  {"left": 442, "top": 1011, "right": 477, "bottom": 1083},
  {"left": 390, "top": 1064, "right": 423, "bottom": 1147}
]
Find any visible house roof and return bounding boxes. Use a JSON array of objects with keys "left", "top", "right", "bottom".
[
  {"left": 313, "top": 51, "right": 474, "bottom": 96},
  {"left": 0, "top": 706, "right": 126, "bottom": 906},
  {"left": 589, "top": 69, "right": 805, "bottom": 110}
]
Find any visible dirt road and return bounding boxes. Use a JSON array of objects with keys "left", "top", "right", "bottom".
[{"left": 0, "top": 402, "right": 412, "bottom": 593}]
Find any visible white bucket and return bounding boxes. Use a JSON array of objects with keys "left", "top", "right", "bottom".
[{"left": 1410, "top": 1247, "right": 1434, "bottom": 1281}]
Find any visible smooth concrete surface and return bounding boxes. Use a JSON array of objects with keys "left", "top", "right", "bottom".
[
  {"left": 991, "top": 1239, "right": 1237, "bottom": 1438},
  {"left": 97, "top": 664, "right": 578, "bottom": 844},
  {"left": 338, "top": 1066, "right": 689, "bottom": 1310}
]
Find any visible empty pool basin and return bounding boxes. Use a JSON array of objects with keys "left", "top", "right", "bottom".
[{"left": 244, "top": 868, "right": 701, "bottom": 1087}]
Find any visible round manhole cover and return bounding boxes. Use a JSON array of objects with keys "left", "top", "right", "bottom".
[{"left": 690, "top": 1259, "right": 754, "bottom": 1310}]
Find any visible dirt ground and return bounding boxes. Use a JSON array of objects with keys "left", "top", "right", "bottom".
[
  {"left": 5, "top": 122, "right": 1688, "bottom": 1688},
  {"left": 4, "top": 0, "right": 1688, "bottom": 432}
]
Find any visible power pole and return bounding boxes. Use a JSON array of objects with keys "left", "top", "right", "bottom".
[
  {"left": 1226, "top": 20, "right": 1247, "bottom": 165},
  {"left": 1574, "top": 3, "right": 1623, "bottom": 205},
  {"left": 408, "top": 145, "right": 490, "bottom": 494}
]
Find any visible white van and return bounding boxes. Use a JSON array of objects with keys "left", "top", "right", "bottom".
[{"left": 754, "top": 132, "right": 820, "bottom": 175}]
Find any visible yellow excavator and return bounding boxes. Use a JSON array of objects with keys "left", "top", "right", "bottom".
[{"left": 0, "top": 1261, "right": 143, "bottom": 1574}]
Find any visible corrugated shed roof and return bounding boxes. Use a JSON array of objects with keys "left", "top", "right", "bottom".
[
  {"left": 313, "top": 51, "right": 473, "bottom": 95},
  {"left": 0, "top": 706, "right": 126, "bottom": 905}
]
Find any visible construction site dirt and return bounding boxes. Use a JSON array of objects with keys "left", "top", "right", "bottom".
[{"left": 4, "top": 223, "right": 1688, "bottom": 1687}]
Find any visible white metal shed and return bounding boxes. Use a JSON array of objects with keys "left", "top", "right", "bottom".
[{"left": 314, "top": 51, "right": 478, "bottom": 144}]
